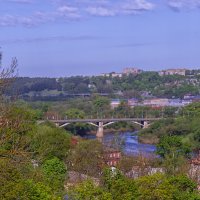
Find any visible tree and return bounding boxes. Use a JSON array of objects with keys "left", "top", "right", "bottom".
[
  {"left": 69, "top": 180, "right": 112, "bottom": 200},
  {"left": 92, "top": 96, "right": 111, "bottom": 118},
  {"left": 0, "top": 105, "right": 37, "bottom": 162},
  {"left": 156, "top": 135, "right": 191, "bottom": 159},
  {"left": 136, "top": 173, "right": 199, "bottom": 200},
  {"left": 65, "top": 108, "right": 90, "bottom": 135},
  {"left": 156, "top": 136, "right": 191, "bottom": 175},
  {"left": 31, "top": 124, "right": 71, "bottom": 162},
  {"left": 42, "top": 157, "right": 67, "bottom": 193},
  {"left": 67, "top": 140, "right": 104, "bottom": 177},
  {"left": 65, "top": 108, "right": 85, "bottom": 119},
  {"left": 0, "top": 159, "right": 60, "bottom": 200}
]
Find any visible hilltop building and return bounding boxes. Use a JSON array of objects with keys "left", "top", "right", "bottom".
[
  {"left": 101, "top": 72, "right": 122, "bottom": 78},
  {"left": 123, "top": 67, "right": 143, "bottom": 75},
  {"left": 159, "top": 69, "right": 187, "bottom": 76}
]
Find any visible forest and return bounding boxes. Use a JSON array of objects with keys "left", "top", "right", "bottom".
[{"left": 5, "top": 70, "right": 200, "bottom": 101}]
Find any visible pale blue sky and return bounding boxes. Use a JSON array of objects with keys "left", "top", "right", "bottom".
[{"left": 0, "top": 0, "right": 200, "bottom": 77}]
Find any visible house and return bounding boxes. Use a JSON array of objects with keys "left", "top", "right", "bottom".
[
  {"left": 192, "top": 95, "right": 200, "bottom": 102},
  {"left": 168, "top": 99, "right": 183, "bottom": 107},
  {"left": 123, "top": 67, "right": 143, "bottom": 75},
  {"left": 104, "top": 148, "right": 121, "bottom": 167},
  {"left": 184, "top": 94, "right": 196, "bottom": 100},
  {"left": 128, "top": 98, "right": 139, "bottom": 107},
  {"left": 143, "top": 98, "right": 169, "bottom": 107},
  {"left": 111, "top": 99, "right": 121, "bottom": 109},
  {"left": 101, "top": 72, "right": 123, "bottom": 78},
  {"left": 159, "top": 69, "right": 187, "bottom": 76}
]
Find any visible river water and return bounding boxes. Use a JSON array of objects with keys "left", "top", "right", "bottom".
[{"left": 84, "top": 132, "right": 156, "bottom": 156}]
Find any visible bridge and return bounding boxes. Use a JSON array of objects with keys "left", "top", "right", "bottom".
[{"left": 38, "top": 117, "right": 162, "bottom": 138}]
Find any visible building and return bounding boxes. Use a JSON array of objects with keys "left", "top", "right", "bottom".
[
  {"left": 110, "top": 99, "right": 121, "bottom": 109},
  {"left": 128, "top": 98, "right": 139, "bottom": 107},
  {"left": 143, "top": 98, "right": 169, "bottom": 107},
  {"left": 184, "top": 94, "right": 196, "bottom": 100},
  {"left": 101, "top": 72, "right": 123, "bottom": 78},
  {"left": 104, "top": 148, "right": 121, "bottom": 167},
  {"left": 168, "top": 99, "right": 183, "bottom": 107},
  {"left": 192, "top": 95, "right": 200, "bottom": 102},
  {"left": 123, "top": 67, "right": 143, "bottom": 75},
  {"left": 159, "top": 69, "right": 187, "bottom": 76}
]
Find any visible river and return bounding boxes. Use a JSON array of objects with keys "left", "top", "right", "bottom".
[{"left": 84, "top": 132, "right": 156, "bottom": 156}]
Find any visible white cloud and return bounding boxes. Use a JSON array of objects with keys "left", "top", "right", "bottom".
[
  {"left": 57, "top": 6, "right": 78, "bottom": 13},
  {"left": 86, "top": 6, "right": 116, "bottom": 16},
  {"left": 85, "top": 0, "right": 155, "bottom": 17},
  {"left": 168, "top": 0, "right": 200, "bottom": 10},
  {"left": 0, "top": 0, "right": 155, "bottom": 27}
]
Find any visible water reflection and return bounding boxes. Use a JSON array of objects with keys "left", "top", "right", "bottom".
[{"left": 83, "top": 132, "right": 156, "bottom": 155}]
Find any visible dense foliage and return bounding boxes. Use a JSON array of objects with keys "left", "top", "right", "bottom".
[
  {"left": 139, "top": 102, "right": 200, "bottom": 150},
  {"left": 69, "top": 171, "right": 199, "bottom": 200},
  {"left": 5, "top": 71, "right": 200, "bottom": 100}
]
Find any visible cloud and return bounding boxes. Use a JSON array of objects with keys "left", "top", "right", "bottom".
[
  {"left": 0, "top": 35, "right": 102, "bottom": 45},
  {"left": 86, "top": 6, "right": 116, "bottom": 16},
  {"left": 168, "top": 0, "right": 200, "bottom": 11},
  {"left": 85, "top": 0, "right": 155, "bottom": 17},
  {"left": 0, "top": 0, "right": 155, "bottom": 27},
  {"left": 0, "top": 7, "right": 81, "bottom": 27}
]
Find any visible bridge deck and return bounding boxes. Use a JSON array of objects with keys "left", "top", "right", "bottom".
[{"left": 39, "top": 118, "right": 162, "bottom": 123}]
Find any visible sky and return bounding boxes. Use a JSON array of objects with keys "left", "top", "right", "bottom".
[{"left": 0, "top": 0, "right": 200, "bottom": 77}]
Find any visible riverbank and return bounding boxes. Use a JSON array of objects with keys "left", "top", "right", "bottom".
[{"left": 138, "top": 134, "right": 159, "bottom": 145}]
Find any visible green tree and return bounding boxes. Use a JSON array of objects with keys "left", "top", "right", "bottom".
[
  {"left": 65, "top": 108, "right": 90, "bottom": 135},
  {"left": 136, "top": 173, "right": 199, "bottom": 200},
  {"left": 69, "top": 180, "right": 112, "bottom": 200},
  {"left": 0, "top": 105, "right": 36, "bottom": 161},
  {"left": 31, "top": 124, "right": 71, "bottom": 161},
  {"left": 156, "top": 135, "right": 191, "bottom": 159},
  {"left": 42, "top": 157, "right": 67, "bottom": 193},
  {"left": 65, "top": 108, "right": 85, "bottom": 119},
  {"left": 67, "top": 140, "right": 104, "bottom": 177},
  {"left": 92, "top": 96, "right": 111, "bottom": 118},
  {"left": 156, "top": 136, "right": 191, "bottom": 175}
]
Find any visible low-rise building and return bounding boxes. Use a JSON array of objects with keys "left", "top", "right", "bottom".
[
  {"left": 101, "top": 72, "right": 123, "bottom": 78},
  {"left": 159, "top": 68, "right": 187, "bottom": 76},
  {"left": 143, "top": 98, "right": 169, "bottom": 107},
  {"left": 104, "top": 148, "right": 121, "bottom": 167},
  {"left": 123, "top": 67, "right": 143, "bottom": 75},
  {"left": 192, "top": 95, "right": 200, "bottom": 102},
  {"left": 168, "top": 99, "right": 183, "bottom": 107},
  {"left": 111, "top": 99, "right": 121, "bottom": 109},
  {"left": 128, "top": 98, "right": 139, "bottom": 107},
  {"left": 184, "top": 94, "right": 196, "bottom": 100}
]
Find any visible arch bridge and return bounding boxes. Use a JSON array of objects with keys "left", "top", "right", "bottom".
[{"left": 38, "top": 118, "right": 162, "bottom": 138}]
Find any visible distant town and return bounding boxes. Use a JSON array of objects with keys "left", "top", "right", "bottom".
[{"left": 100, "top": 67, "right": 199, "bottom": 78}]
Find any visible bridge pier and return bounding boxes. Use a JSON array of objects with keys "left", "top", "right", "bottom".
[
  {"left": 96, "top": 122, "right": 104, "bottom": 138},
  {"left": 143, "top": 121, "right": 149, "bottom": 129}
]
